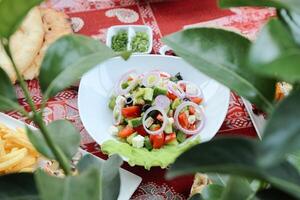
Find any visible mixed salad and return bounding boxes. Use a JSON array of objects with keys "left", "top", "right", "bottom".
[{"left": 108, "top": 70, "right": 205, "bottom": 151}]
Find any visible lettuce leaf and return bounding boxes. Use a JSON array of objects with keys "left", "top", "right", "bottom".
[{"left": 101, "top": 138, "right": 200, "bottom": 170}]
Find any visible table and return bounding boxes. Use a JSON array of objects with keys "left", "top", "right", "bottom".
[{"left": 7, "top": 0, "right": 275, "bottom": 199}]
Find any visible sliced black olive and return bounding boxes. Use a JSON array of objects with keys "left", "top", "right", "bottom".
[
  {"left": 142, "top": 104, "right": 151, "bottom": 112},
  {"left": 148, "top": 110, "right": 159, "bottom": 119},
  {"left": 126, "top": 97, "right": 133, "bottom": 105},
  {"left": 183, "top": 97, "right": 190, "bottom": 101},
  {"left": 175, "top": 72, "right": 183, "bottom": 81}
]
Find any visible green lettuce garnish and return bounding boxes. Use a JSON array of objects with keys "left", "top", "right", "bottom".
[{"left": 101, "top": 138, "right": 200, "bottom": 170}]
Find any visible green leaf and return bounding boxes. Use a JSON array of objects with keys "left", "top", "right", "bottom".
[
  {"left": 189, "top": 194, "right": 203, "bottom": 200},
  {"left": 77, "top": 154, "right": 123, "bottom": 200},
  {"left": 167, "top": 137, "right": 300, "bottom": 198},
  {"left": 0, "top": 173, "right": 39, "bottom": 200},
  {"left": 35, "top": 168, "right": 100, "bottom": 200},
  {"left": 221, "top": 177, "right": 255, "bottom": 200},
  {"left": 248, "top": 19, "right": 300, "bottom": 83},
  {"left": 218, "top": 0, "right": 300, "bottom": 14},
  {"left": 163, "top": 28, "right": 276, "bottom": 113},
  {"left": 36, "top": 154, "right": 122, "bottom": 200},
  {"left": 207, "top": 174, "right": 229, "bottom": 186},
  {"left": 0, "top": 0, "right": 43, "bottom": 38},
  {"left": 39, "top": 34, "right": 116, "bottom": 99},
  {"left": 0, "top": 67, "right": 18, "bottom": 111},
  {"left": 259, "top": 91, "right": 300, "bottom": 166},
  {"left": 279, "top": 9, "right": 300, "bottom": 45},
  {"left": 26, "top": 120, "right": 81, "bottom": 160},
  {"left": 201, "top": 184, "right": 224, "bottom": 200}
]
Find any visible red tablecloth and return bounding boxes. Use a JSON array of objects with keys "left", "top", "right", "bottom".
[{"left": 7, "top": 1, "right": 275, "bottom": 199}]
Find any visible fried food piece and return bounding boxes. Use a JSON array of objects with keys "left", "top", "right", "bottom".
[{"left": 23, "top": 8, "right": 73, "bottom": 80}]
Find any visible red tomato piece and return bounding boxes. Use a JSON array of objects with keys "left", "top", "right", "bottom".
[
  {"left": 167, "top": 92, "right": 177, "bottom": 101},
  {"left": 150, "top": 133, "right": 165, "bottom": 149},
  {"left": 178, "top": 112, "right": 189, "bottom": 128},
  {"left": 179, "top": 83, "right": 186, "bottom": 92},
  {"left": 165, "top": 133, "right": 176, "bottom": 144},
  {"left": 191, "top": 97, "right": 203, "bottom": 105},
  {"left": 118, "top": 126, "right": 135, "bottom": 138},
  {"left": 189, "top": 106, "right": 196, "bottom": 115},
  {"left": 157, "top": 114, "right": 164, "bottom": 122},
  {"left": 134, "top": 125, "right": 148, "bottom": 137},
  {"left": 121, "top": 106, "right": 141, "bottom": 118}
]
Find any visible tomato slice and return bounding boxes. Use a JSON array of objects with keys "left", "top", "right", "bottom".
[
  {"left": 150, "top": 133, "right": 165, "bottom": 149},
  {"left": 122, "top": 106, "right": 141, "bottom": 118},
  {"left": 134, "top": 125, "right": 147, "bottom": 137},
  {"left": 191, "top": 97, "right": 203, "bottom": 105},
  {"left": 118, "top": 125, "right": 135, "bottom": 138},
  {"left": 189, "top": 106, "right": 196, "bottom": 115},
  {"left": 167, "top": 92, "right": 177, "bottom": 101},
  {"left": 178, "top": 112, "right": 189, "bottom": 128},
  {"left": 165, "top": 133, "right": 176, "bottom": 144}
]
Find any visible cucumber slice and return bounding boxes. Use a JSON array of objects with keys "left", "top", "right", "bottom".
[
  {"left": 177, "top": 131, "right": 186, "bottom": 143},
  {"left": 153, "top": 87, "right": 167, "bottom": 97},
  {"left": 126, "top": 132, "right": 138, "bottom": 144},
  {"left": 143, "top": 88, "right": 154, "bottom": 101},
  {"left": 128, "top": 117, "right": 143, "bottom": 128},
  {"left": 108, "top": 96, "right": 116, "bottom": 110},
  {"left": 144, "top": 136, "right": 153, "bottom": 150},
  {"left": 171, "top": 98, "right": 182, "bottom": 110}
]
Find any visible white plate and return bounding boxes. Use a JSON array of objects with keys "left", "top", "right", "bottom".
[
  {"left": 78, "top": 55, "right": 230, "bottom": 146},
  {"left": 0, "top": 112, "right": 142, "bottom": 200},
  {"left": 106, "top": 25, "right": 153, "bottom": 54},
  {"left": 242, "top": 98, "right": 266, "bottom": 140}
]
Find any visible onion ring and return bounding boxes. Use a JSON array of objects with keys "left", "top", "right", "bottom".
[
  {"left": 178, "top": 80, "right": 203, "bottom": 99},
  {"left": 168, "top": 81, "right": 185, "bottom": 99},
  {"left": 112, "top": 105, "right": 122, "bottom": 125},
  {"left": 116, "top": 70, "right": 138, "bottom": 95},
  {"left": 174, "top": 101, "right": 205, "bottom": 135},
  {"left": 142, "top": 106, "right": 168, "bottom": 135}
]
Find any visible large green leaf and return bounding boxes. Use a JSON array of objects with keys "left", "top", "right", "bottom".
[
  {"left": 259, "top": 91, "right": 300, "bottom": 166},
  {"left": 0, "top": 67, "right": 19, "bottom": 111},
  {"left": 77, "top": 154, "right": 122, "bottom": 200},
  {"left": 201, "top": 184, "right": 224, "bottom": 200},
  {"left": 279, "top": 9, "right": 300, "bottom": 45},
  {"left": 35, "top": 154, "right": 122, "bottom": 200},
  {"left": 221, "top": 177, "right": 255, "bottom": 200},
  {"left": 39, "top": 34, "right": 116, "bottom": 98},
  {"left": 0, "top": 173, "right": 39, "bottom": 200},
  {"left": 167, "top": 137, "right": 300, "bottom": 198},
  {"left": 26, "top": 120, "right": 81, "bottom": 160},
  {"left": 248, "top": 19, "right": 300, "bottom": 83},
  {"left": 218, "top": 0, "right": 300, "bottom": 14},
  {"left": 163, "top": 28, "right": 276, "bottom": 113},
  {"left": 0, "top": 0, "right": 43, "bottom": 38}
]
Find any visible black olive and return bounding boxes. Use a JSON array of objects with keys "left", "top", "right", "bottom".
[
  {"left": 142, "top": 104, "right": 151, "bottom": 112},
  {"left": 126, "top": 97, "right": 133, "bottom": 105},
  {"left": 148, "top": 110, "right": 159, "bottom": 119},
  {"left": 175, "top": 72, "right": 183, "bottom": 80},
  {"left": 140, "top": 85, "right": 146, "bottom": 88},
  {"left": 183, "top": 97, "right": 190, "bottom": 101}
]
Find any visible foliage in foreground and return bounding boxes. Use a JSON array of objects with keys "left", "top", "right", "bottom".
[{"left": 163, "top": 0, "right": 300, "bottom": 199}]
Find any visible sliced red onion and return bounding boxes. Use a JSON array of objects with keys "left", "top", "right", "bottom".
[
  {"left": 178, "top": 80, "right": 203, "bottom": 99},
  {"left": 142, "top": 106, "right": 167, "bottom": 135},
  {"left": 174, "top": 101, "right": 205, "bottom": 135},
  {"left": 154, "top": 95, "right": 171, "bottom": 110},
  {"left": 112, "top": 105, "right": 122, "bottom": 125},
  {"left": 160, "top": 71, "right": 171, "bottom": 78},
  {"left": 168, "top": 81, "right": 185, "bottom": 99},
  {"left": 142, "top": 71, "right": 161, "bottom": 87},
  {"left": 116, "top": 70, "right": 138, "bottom": 95}
]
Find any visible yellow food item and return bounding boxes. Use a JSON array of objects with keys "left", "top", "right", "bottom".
[
  {"left": 0, "top": 124, "right": 40, "bottom": 174},
  {"left": 275, "top": 82, "right": 293, "bottom": 101}
]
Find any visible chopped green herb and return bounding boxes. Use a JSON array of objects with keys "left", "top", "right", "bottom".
[
  {"left": 131, "top": 32, "right": 149, "bottom": 53},
  {"left": 111, "top": 31, "right": 128, "bottom": 52}
]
